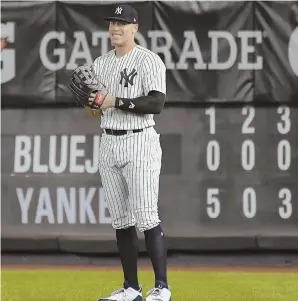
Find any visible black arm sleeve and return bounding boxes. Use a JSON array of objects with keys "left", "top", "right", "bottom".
[{"left": 114, "top": 90, "right": 166, "bottom": 114}]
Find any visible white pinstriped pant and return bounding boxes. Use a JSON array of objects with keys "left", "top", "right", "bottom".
[{"left": 98, "top": 127, "right": 162, "bottom": 232}]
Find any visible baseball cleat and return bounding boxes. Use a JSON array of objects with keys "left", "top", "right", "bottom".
[
  {"left": 144, "top": 286, "right": 171, "bottom": 301},
  {"left": 98, "top": 281, "right": 142, "bottom": 301}
]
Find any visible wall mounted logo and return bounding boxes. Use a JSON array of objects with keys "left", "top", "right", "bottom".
[
  {"left": 1, "top": 22, "right": 16, "bottom": 84},
  {"left": 288, "top": 26, "right": 298, "bottom": 76}
]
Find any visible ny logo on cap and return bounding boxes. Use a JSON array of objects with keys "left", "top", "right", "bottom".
[{"left": 115, "top": 7, "right": 123, "bottom": 14}]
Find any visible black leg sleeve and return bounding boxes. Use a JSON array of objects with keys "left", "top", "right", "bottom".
[
  {"left": 116, "top": 226, "right": 140, "bottom": 291},
  {"left": 144, "top": 224, "right": 168, "bottom": 288}
]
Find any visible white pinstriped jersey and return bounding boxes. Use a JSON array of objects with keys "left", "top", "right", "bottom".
[{"left": 93, "top": 45, "right": 166, "bottom": 130}]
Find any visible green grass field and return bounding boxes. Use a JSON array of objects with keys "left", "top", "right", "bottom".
[{"left": 1, "top": 269, "right": 298, "bottom": 301}]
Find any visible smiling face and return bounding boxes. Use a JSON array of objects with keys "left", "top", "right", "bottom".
[{"left": 109, "top": 20, "right": 138, "bottom": 47}]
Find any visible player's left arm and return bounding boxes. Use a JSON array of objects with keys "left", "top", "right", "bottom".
[
  {"left": 101, "top": 55, "right": 166, "bottom": 114},
  {"left": 1, "top": 38, "right": 8, "bottom": 51}
]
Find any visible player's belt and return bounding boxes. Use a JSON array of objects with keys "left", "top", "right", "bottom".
[{"left": 103, "top": 128, "right": 144, "bottom": 136}]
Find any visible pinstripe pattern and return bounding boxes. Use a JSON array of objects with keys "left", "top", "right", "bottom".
[
  {"left": 95, "top": 45, "right": 165, "bottom": 231},
  {"left": 93, "top": 45, "right": 166, "bottom": 130},
  {"left": 98, "top": 127, "right": 162, "bottom": 231}
]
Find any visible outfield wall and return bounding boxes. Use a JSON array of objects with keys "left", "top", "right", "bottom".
[
  {"left": 2, "top": 108, "right": 298, "bottom": 253},
  {"left": 1, "top": 1, "right": 298, "bottom": 252}
]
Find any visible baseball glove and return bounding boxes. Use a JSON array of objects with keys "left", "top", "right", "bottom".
[{"left": 69, "top": 65, "right": 108, "bottom": 110}]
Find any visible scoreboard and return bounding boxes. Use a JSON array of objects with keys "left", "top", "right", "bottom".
[
  {"left": 1, "top": 106, "right": 297, "bottom": 252},
  {"left": 198, "top": 105, "right": 298, "bottom": 228}
]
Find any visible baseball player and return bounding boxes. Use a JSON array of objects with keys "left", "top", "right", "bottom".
[{"left": 69, "top": 4, "right": 171, "bottom": 301}]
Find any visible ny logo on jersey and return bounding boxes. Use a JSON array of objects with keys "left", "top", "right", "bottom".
[
  {"left": 115, "top": 7, "right": 123, "bottom": 14},
  {"left": 120, "top": 68, "right": 137, "bottom": 87}
]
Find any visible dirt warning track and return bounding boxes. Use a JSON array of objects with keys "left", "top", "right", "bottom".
[
  {"left": 2, "top": 264, "right": 298, "bottom": 273},
  {"left": 2, "top": 253, "right": 298, "bottom": 273}
]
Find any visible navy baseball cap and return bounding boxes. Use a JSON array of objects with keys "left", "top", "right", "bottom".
[{"left": 104, "top": 4, "right": 138, "bottom": 24}]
